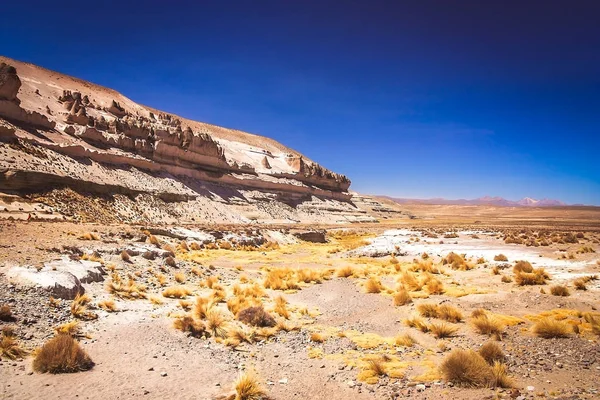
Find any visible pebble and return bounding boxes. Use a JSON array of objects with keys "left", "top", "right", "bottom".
[{"left": 160, "top": 372, "right": 167, "bottom": 377}]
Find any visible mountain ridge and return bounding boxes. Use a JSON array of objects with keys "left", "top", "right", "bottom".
[{"left": 381, "top": 195, "right": 569, "bottom": 207}]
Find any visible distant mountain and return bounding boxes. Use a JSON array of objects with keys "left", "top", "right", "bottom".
[{"left": 381, "top": 196, "right": 567, "bottom": 207}]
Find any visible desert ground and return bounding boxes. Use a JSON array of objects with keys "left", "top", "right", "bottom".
[{"left": 1, "top": 205, "right": 599, "bottom": 400}]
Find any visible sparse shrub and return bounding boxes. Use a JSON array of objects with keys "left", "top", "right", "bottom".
[
  {"left": 532, "top": 318, "right": 571, "bottom": 338},
  {"left": 174, "top": 272, "right": 186, "bottom": 283},
  {"left": 490, "top": 361, "right": 513, "bottom": 388},
  {"left": 394, "top": 333, "right": 416, "bottom": 347},
  {"left": 513, "top": 261, "right": 533, "bottom": 273},
  {"left": 425, "top": 276, "right": 445, "bottom": 294},
  {"left": 393, "top": 286, "right": 412, "bottom": 306},
  {"left": 440, "top": 349, "right": 493, "bottom": 387},
  {"left": 238, "top": 306, "right": 276, "bottom": 327},
  {"left": 33, "top": 334, "right": 94, "bottom": 373},
  {"left": 364, "top": 277, "right": 382, "bottom": 293},
  {"left": 234, "top": 371, "right": 267, "bottom": 400},
  {"left": 97, "top": 299, "right": 117, "bottom": 312},
  {"left": 310, "top": 332, "right": 326, "bottom": 343},
  {"left": 173, "top": 315, "right": 206, "bottom": 337},
  {"left": 106, "top": 272, "right": 147, "bottom": 299},
  {"left": 336, "top": 266, "right": 354, "bottom": 278},
  {"left": 417, "top": 303, "right": 439, "bottom": 318},
  {"left": 494, "top": 254, "right": 508, "bottom": 262},
  {"left": 206, "top": 309, "right": 228, "bottom": 338},
  {"left": 405, "top": 316, "right": 429, "bottom": 332},
  {"left": 550, "top": 285, "right": 570, "bottom": 296},
  {"left": 120, "top": 250, "right": 130, "bottom": 262},
  {"left": 443, "top": 252, "right": 473, "bottom": 270},
  {"left": 162, "top": 286, "right": 192, "bottom": 299},
  {"left": 79, "top": 232, "right": 99, "bottom": 241},
  {"left": 273, "top": 296, "right": 289, "bottom": 319},
  {"left": 0, "top": 328, "right": 28, "bottom": 360},
  {"left": 70, "top": 294, "right": 97, "bottom": 320},
  {"left": 471, "top": 315, "right": 504, "bottom": 337},
  {"left": 501, "top": 275, "right": 512, "bottom": 283},
  {"left": 479, "top": 341, "right": 504, "bottom": 364},
  {"left": 438, "top": 304, "right": 463, "bottom": 323},
  {"left": 429, "top": 321, "right": 458, "bottom": 338},
  {"left": 514, "top": 267, "right": 549, "bottom": 285},
  {"left": 0, "top": 305, "right": 15, "bottom": 322}
]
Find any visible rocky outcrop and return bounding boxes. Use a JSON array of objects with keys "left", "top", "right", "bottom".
[
  {"left": 0, "top": 63, "right": 21, "bottom": 102},
  {"left": 292, "top": 230, "right": 327, "bottom": 243}
]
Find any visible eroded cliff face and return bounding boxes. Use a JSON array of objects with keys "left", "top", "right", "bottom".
[
  {"left": 0, "top": 56, "right": 388, "bottom": 224},
  {"left": 0, "top": 56, "right": 349, "bottom": 196}
]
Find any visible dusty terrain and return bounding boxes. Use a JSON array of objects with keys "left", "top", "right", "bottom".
[
  {"left": 1, "top": 209, "right": 599, "bottom": 400},
  {"left": 1, "top": 57, "right": 600, "bottom": 400}
]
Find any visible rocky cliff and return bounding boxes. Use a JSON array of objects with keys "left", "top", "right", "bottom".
[{"left": 0, "top": 56, "right": 402, "bottom": 224}]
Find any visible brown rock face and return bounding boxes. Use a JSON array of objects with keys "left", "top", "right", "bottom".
[{"left": 0, "top": 63, "right": 21, "bottom": 102}]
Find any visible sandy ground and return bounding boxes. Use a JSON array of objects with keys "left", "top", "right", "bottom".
[{"left": 1, "top": 220, "right": 600, "bottom": 399}]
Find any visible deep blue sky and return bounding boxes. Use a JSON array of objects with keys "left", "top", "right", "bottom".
[{"left": 2, "top": 1, "right": 599, "bottom": 204}]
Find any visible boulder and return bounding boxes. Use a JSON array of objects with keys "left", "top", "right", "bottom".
[
  {"left": 7, "top": 267, "right": 84, "bottom": 299},
  {"left": 0, "top": 63, "right": 21, "bottom": 103},
  {"left": 44, "top": 258, "right": 105, "bottom": 284}
]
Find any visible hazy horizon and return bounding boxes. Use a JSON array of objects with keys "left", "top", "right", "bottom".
[{"left": 2, "top": 1, "right": 599, "bottom": 204}]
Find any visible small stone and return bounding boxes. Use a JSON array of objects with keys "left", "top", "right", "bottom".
[
  {"left": 346, "top": 380, "right": 355, "bottom": 388},
  {"left": 416, "top": 384, "right": 426, "bottom": 391},
  {"left": 148, "top": 367, "right": 154, "bottom": 371},
  {"left": 278, "top": 378, "right": 288, "bottom": 384},
  {"left": 160, "top": 372, "right": 167, "bottom": 377},
  {"left": 526, "top": 386, "right": 535, "bottom": 392}
]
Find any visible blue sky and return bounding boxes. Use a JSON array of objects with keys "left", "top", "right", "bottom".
[{"left": 2, "top": 1, "right": 599, "bottom": 204}]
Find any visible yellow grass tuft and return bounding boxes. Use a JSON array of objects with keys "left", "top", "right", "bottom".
[
  {"left": 493, "top": 254, "right": 508, "bottom": 262},
  {"left": 471, "top": 315, "right": 504, "bottom": 337},
  {"left": 106, "top": 272, "right": 147, "bottom": 299},
  {"left": 394, "top": 333, "right": 416, "bottom": 347},
  {"left": 79, "top": 232, "right": 99, "bottom": 241},
  {"left": 54, "top": 321, "right": 80, "bottom": 336},
  {"left": 0, "top": 328, "right": 28, "bottom": 360},
  {"left": 174, "top": 272, "right": 186, "bottom": 283},
  {"left": 532, "top": 318, "right": 571, "bottom": 338},
  {"left": 173, "top": 315, "right": 206, "bottom": 337},
  {"left": 440, "top": 349, "right": 492, "bottom": 388},
  {"left": 550, "top": 285, "right": 570, "bottom": 296},
  {"left": 479, "top": 341, "right": 505, "bottom": 364},
  {"left": 393, "top": 286, "right": 412, "bottom": 306},
  {"left": 97, "top": 299, "right": 117, "bottom": 312},
  {"left": 310, "top": 332, "right": 326, "bottom": 343},
  {"left": 234, "top": 371, "right": 267, "bottom": 400},
  {"left": 336, "top": 266, "right": 354, "bottom": 278},
  {"left": 70, "top": 294, "right": 97, "bottom": 320},
  {"left": 513, "top": 260, "right": 533, "bottom": 273},
  {"left": 429, "top": 321, "right": 458, "bottom": 338},
  {"left": 162, "top": 286, "right": 192, "bottom": 299},
  {"left": 364, "top": 277, "right": 382, "bottom": 293},
  {"left": 273, "top": 296, "right": 290, "bottom": 319},
  {"left": 438, "top": 304, "right": 463, "bottom": 323},
  {"left": 206, "top": 309, "right": 228, "bottom": 338},
  {"left": 33, "top": 334, "right": 94, "bottom": 373}
]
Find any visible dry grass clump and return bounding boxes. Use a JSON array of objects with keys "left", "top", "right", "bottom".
[
  {"left": 479, "top": 341, "right": 505, "bottom": 364},
  {"left": 162, "top": 286, "right": 192, "bottom": 299},
  {"left": 97, "top": 299, "right": 117, "bottom": 312},
  {"left": 364, "top": 277, "right": 383, "bottom": 293},
  {"left": 532, "top": 318, "right": 571, "bottom": 338},
  {"left": 174, "top": 272, "right": 186, "bottom": 283},
  {"left": 501, "top": 275, "right": 512, "bottom": 283},
  {"left": 206, "top": 309, "right": 228, "bottom": 338},
  {"left": 79, "top": 232, "right": 99, "bottom": 241},
  {"left": 577, "top": 246, "right": 595, "bottom": 254},
  {"left": 263, "top": 268, "right": 300, "bottom": 291},
  {"left": 549, "top": 285, "right": 570, "bottom": 296},
  {"left": 0, "top": 328, "right": 28, "bottom": 360},
  {"left": 54, "top": 321, "right": 81, "bottom": 337},
  {"left": 491, "top": 266, "right": 500, "bottom": 275},
  {"left": 120, "top": 250, "right": 131, "bottom": 262},
  {"left": 106, "top": 272, "right": 147, "bottom": 299},
  {"left": 417, "top": 303, "right": 439, "bottom": 318},
  {"left": 393, "top": 286, "right": 412, "bottom": 306},
  {"left": 405, "top": 316, "right": 429, "bottom": 332},
  {"left": 33, "top": 334, "right": 94, "bottom": 373},
  {"left": 573, "top": 275, "right": 597, "bottom": 291},
  {"left": 440, "top": 349, "right": 492, "bottom": 387},
  {"left": 174, "top": 315, "right": 207, "bottom": 337},
  {"left": 429, "top": 322, "right": 458, "bottom": 338},
  {"left": 148, "top": 234, "right": 160, "bottom": 247},
  {"left": 514, "top": 267, "right": 549, "bottom": 286},
  {"left": 0, "top": 305, "right": 15, "bottom": 322},
  {"left": 471, "top": 314, "right": 504, "bottom": 337},
  {"left": 424, "top": 275, "right": 445, "bottom": 295},
  {"left": 336, "top": 266, "right": 354, "bottom": 278},
  {"left": 273, "top": 296, "right": 289, "bottom": 319},
  {"left": 438, "top": 304, "right": 463, "bottom": 323},
  {"left": 441, "top": 349, "right": 512, "bottom": 388},
  {"left": 513, "top": 260, "right": 533, "bottom": 273},
  {"left": 493, "top": 254, "right": 508, "bottom": 262},
  {"left": 394, "top": 333, "right": 416, "bottom": 347},
  {"left": 310, "top": 332, "right": 326, "bottom": 343},
  {"left": 237, "top": 306, "right": 276, "bottom": 327},
  {"left": 233, "top": 371, "right": 267, "bottom": 400},
  {"left": 443, "top": 252, "right": 473, "bottom": 270},
  {"left": 410, "top": 259, "right": 441, "bottom": 274},
  {"left": 400, "top": 271, "right": 422, "bottom": 291},
  {"left": 70, "top": 294, "right": 97, "bottom": 320}
]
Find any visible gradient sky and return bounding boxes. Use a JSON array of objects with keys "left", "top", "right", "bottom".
[{"left": 2, "top": 1, "right": 599, "bottom": 204}]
